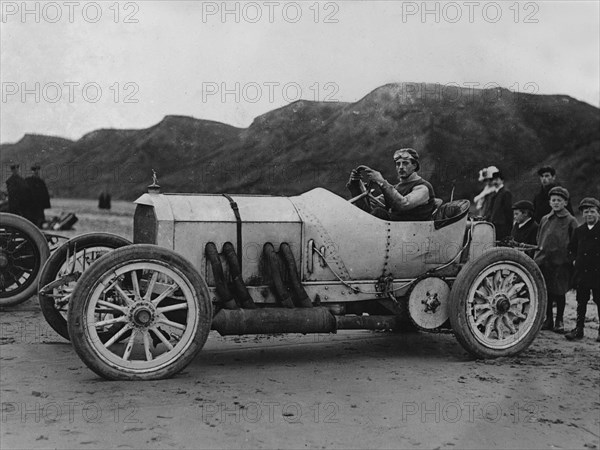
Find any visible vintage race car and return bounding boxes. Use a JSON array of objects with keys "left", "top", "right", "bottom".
[{"left": 67, "top": 177, "right": 547, "bottom": 381}]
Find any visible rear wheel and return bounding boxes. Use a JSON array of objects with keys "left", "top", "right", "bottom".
[
  {"left": 38, "top": 233, "right": 131, "bottom": 340},
  {"left": 0, "top": 213, "right": 49, "bottom": 306},
  {"left": 449, "top": 248, "right": 546, "bottom": 358},
  {"left": 68, "top": 245, "right": 212, "bottom": 380}
]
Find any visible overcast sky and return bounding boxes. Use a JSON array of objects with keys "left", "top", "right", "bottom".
[{"left": 1, "top": 1, "right": 598, "bottom": 143}]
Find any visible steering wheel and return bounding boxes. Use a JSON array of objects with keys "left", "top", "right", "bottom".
[{"left": 348, "top": 166, "right": 386, "bottom": 209}]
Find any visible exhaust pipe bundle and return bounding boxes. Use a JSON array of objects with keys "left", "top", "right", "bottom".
[{"left": 205, "top": 241, "right": 312, "bottom": 310}]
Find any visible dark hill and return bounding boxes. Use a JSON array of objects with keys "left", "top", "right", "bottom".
[
  {"left": 0, "top": 133, "right": 74, "bottom": 167},
  {"left": 1, "top": 83, "right": 598, "bottom": 206}
]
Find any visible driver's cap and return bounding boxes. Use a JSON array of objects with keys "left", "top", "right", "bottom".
[{"left": 393, "top": 148, "right": 420, "bottom": 171}]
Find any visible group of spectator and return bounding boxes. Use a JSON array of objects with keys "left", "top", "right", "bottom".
[
  {"left": 475, "top": 166, "right": 600, "bottom": 342},
  {"left": 5, "top": 163, "right": 51, "bottom": 228}
]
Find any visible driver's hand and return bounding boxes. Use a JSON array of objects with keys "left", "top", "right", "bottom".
[
  {"left": 349, "top": 169, "right": 361, "bottom": 181},
  {"left": 363, "top": 168, "right": 385, "bottom": 185},
  {"left": 347, "top": 169, "right": 362, "bottom": 186}
]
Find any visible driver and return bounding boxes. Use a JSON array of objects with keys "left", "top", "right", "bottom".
[{"left": 347, "top": 148, "right": 436, "bottom": 221}]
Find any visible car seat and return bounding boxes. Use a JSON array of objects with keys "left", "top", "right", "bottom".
[{"left": 432, "top": 199, "right": 471, "bottom": 230}]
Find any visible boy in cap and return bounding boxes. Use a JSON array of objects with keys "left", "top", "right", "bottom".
[
  {"left": 534, "top": 186, "right": 578, "bottom": 333},
  {"left": 566, "top": 197, "right": 600, "bottom": 342},
  {"left": 511, "top": 200, "right": 538, "bottom": 257}
]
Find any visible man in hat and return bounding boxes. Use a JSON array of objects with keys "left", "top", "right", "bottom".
[
  {"left": 511, "top": 200, "right": 538, "bottom": 257},
  {"left": 485, "top": 170, "right": 513, "bottom": 240},
  {"left": 5, "top": 163, "right": 33, "bottom": 220},
  {"left": 25, "top": 163, "right": 51, "bottom": 228},
  {"left": 566, "top": 197, "right": 600, "bottom": 342},
  {"left": 347, "top": 148, "right": 436, "bottom": 221},
  {"left": 534, "top": 186, "right": 578, "bottom": 333},
  {"left": 532, "top": 166, "right": 573, "bottom": 223}
]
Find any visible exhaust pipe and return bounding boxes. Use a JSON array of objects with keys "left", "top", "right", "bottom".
[
  {"left": 279, "top": 243, "right": 313, "bottom": 308},
  {"left": 211, "top": 308, "right": 400, "bottom": 335},
  {"left": 205, "top": 242, "right": 238, "bottom": 310},
  {"left": 263, "top": 243, "right": 294, "bottom": 308},
  {"left": 223, "top": 242, "right": 256, "bottom": 309},
  {"left": 212, "top": 307, "right": 335, "bottom": 335}
]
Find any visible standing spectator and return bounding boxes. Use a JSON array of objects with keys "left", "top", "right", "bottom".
[
  {"left": 485, "top": 170, "right": 513, "bottom": 240},
  {"left": 474, "top": 165, "right": 498, "bottom": 217},
  {"left": 534, "top": 186, "right": 578, "bottom": 333},
  {"left": 25, "top": 163, "right": 51, "bottom": 228},
  {"left": 511, "top": 200, "right": 538, "bottom": 257},
  {"left": 98, "top": 191, "right": 112, "bottom": 210},
  {"left": 532, "top": 166, "right": 573, "bottom": 223},
  {"left": 5, "top": 163, "right": 33, "bottom": 221},
  {"left": 565, "top": 198, "right": 600, "bottom": 342}
]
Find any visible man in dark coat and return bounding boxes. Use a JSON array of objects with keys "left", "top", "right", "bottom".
[
  {"left": 511, "top": 200, "right": 538, "bottom": 257},
  {"left": 5, "top": 164, "right": 33, "bottom": 220},
  {"left": 565, "top": 197, "right": 600, "bottom": 342},
  {"left": 532, "top": 166, "right": 573, "bottom": 223},
  {"left": 25, "top": 163, "right": 51, "bottom": 228},
  {"left": 486, "top": 171, "right": 513, "bottom": 240}
]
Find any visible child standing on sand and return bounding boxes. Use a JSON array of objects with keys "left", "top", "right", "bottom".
[
  {"left": 534, "top": 186, "right": 578, "bottom": 333},
  {"left": 566, "top": 197, "right": 600, "bottom": 342}
]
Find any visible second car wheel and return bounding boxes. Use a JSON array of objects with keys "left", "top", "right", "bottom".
[{"left": 38, "top": 233, "right": 132, "bottom": 340}]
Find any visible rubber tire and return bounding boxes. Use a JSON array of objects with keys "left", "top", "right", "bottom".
[
  {"left": 38, "top": 233, "right": 132, "bottom": 340},
  {"left": 0, "top": 213, "right": 50, "bottom": 307},
  {"left": 449, "top": 247, "right": 547, "bottom": 358},
  {"left": 68, "top": 244, "right": 213, "bottom": 380}
]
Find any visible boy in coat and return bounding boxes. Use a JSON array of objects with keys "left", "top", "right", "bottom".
[
  {"left": 534, "top": 187, "right": 578, "bottom": 333},
  {"left": 511, "top": 200, "right": 538, "bottom": 257},
  {"left": 565, "top": 198, "right": 600, "bottom": 341}
]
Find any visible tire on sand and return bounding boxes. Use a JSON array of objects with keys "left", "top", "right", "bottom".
[
  {"left": 449, "top": 247, "right": 547, "bottom": 359},
  {"left": 0, "top": 213, "right": 50, "bottom": 307},
  {"left": 38, "top": 233, "right": 132, "bottom": 340},
  {"left": 68, "top": 245, "right": 213, "bottom": 381}
]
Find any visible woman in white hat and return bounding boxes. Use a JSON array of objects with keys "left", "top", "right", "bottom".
[{"left": 474, "top": 165, "right": 498, "bottom": 216}]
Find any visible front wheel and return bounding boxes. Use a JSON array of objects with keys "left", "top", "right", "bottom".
[
  {"left": 449, "top": 248, "right": 546, "bottom": 358},
  {"left": 68, "top": 245, "right": 213, "bottom": 380}
]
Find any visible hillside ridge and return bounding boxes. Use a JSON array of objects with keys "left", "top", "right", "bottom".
[{"left": 1, "top": 83, "right": 598, "bottom": 204}]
